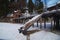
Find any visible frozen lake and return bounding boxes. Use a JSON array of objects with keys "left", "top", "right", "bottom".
[{"left": 0, "top": 22, "right": 60, "bottom": 40}]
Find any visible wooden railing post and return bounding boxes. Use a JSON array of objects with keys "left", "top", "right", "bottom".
[
  {"left": 51, "top": 17, "right": 53, "bottom": 30},
  {"left": 37, "top": 21, "right": 38, "bottom": 27},
  {"left": 44, "top": 18, "right": 46, "bottom": 29},
  {"left": 40, "top": 18, "right": 42, "bottom": 29},
  {"left": 27, "top": 35, "right": 30, "bottom": 40}
]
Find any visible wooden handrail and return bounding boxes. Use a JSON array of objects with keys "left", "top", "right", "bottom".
[{"left": 18, "top": 9, "right": 60, "bottom": 35}]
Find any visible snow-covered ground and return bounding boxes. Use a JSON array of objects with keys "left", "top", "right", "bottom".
[
  {"left": 0, "top": 22, "right": 60, "bottom": 40},
  {"left": 30, "top": 31, "right": 60, "bottom": 40},
  {"left": 0, "top": 22, "right": 26, "bottom": 40}
]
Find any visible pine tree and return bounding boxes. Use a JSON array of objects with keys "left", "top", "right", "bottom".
[
  {"left": 0, "top": 0, "right": 9, "bottom": 17},
  {"left": 28, "top": 0, "right": 35, "bottom": 13},
  {"left": 35, "top": 0, "right": 43, "bottom": 13},
  {"left": 37, "top": 2, "right": 43, "bottom": 13}
]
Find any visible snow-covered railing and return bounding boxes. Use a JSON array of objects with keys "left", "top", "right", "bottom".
[
  {"left": 18, "top": 9, "right": 60, "bottom": 34},
  {"left": 23, "top": 14, "right": 42, "bottom": 30}
]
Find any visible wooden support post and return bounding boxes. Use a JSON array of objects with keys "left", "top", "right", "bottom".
[
  {"left": 19, "top": 19, "right": 20, "bottom": 23},
  {"left": 51, "top": 18, "right": 53, "bottom": 31},
  {"left": 53, "top": 17, "right": 56, "bottom": 28},
  {"left": 40, "top": 18, "right": 42, "bottom": 29},
  {"left": 17, "top": 19, "right": 18, "bottom": 23},
  {"left": 32, "top": 23, "right": 34, "bottom": 27},
  {"left": 18, "top": 19, "right": 19, "bottom": 23},
  {"left": 55, "top": 18, "right": 59, "bottom": 30},
  {"left": 44, "top": 18, "right": 46, "bottom": 29},
  {"left": 23, "top": 19, "right": 25, "bottom": 24},
  {"left": 54, "top": 20, "right": 55, "bottom": 27},
  {"left": 37, "top": 21, "right": 38, "bottom": 27},
  {"left": 27, "top": 35, "right": 30, "bottom": 40}
]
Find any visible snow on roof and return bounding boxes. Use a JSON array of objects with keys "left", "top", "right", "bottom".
[
  {"left": 7, "top": 13, "right": 13, "bottom": 17},
  {"left": 14, "top": 10, "right": 18, "bottom": 12}
]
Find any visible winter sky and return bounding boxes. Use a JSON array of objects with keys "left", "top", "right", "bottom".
[{"left": 32, "top": 0, "right": 60, "bottom": 8}]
